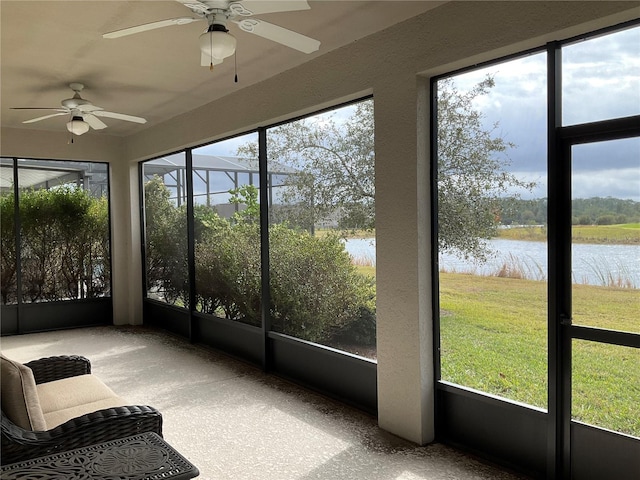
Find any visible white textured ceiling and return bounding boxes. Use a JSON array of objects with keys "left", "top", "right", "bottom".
[{"left": 1, "top": 0, "right": 443, "bottom": 137}]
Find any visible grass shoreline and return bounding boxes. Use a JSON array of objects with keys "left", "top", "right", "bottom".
[
  {"left": 341, "top": 226, "right": 640, "bottom": 434},
  {"left": 328, "top": 223, "right": 640, "bottom": 245},
  {"left": 439, "top": 272, "right": 640, "bottom": 437},
  {"left": 341, "top": 224, "right": 638, "bottom": 436},
  {"left": 497, "top": 223, "right": 640, "bottom": 245}
]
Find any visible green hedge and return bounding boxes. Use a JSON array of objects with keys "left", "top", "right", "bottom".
[
  {"left": 144, "top": 178, "right": 376, "bottom": 346},
  {"left": 269, "top": 226, "right": 375, "bottom": 344},
  {"left": 0, "top": 187, "right": 110, "bottom": 303}
]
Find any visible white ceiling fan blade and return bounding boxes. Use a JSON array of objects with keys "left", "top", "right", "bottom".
[
  {"left": 22, "top": 112, "right": 67, "bottom": 124},
  {"left": 83, "top": 114, "right": 108, "bottom": 130},
  {"left": 175, "top": 0, "right": 212, "bottom": 15},
  {"left": 11, "top": 107, "right": 61, "bottom": 111},
  {"left": 234, "top": 19, "right": 320, "bottom": 53},
  {"left": 201, "top": 51, "right": 226, "bottom": 67},
  {"left": 93, "top": 111, "right": 147, "bottom": 124},
  {"left": 230, "top": 0, "right": 310, "bottom": 16},
  {"left": 77, "top": 104, "right": 103, "bottom": 113},
  {"left": 103, "top": 17, "right": 201, "bottom": 39}
]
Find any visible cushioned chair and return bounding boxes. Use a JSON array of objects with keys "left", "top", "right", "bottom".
[{"left": 1, "top": 353, "right": 163, "bottom": 465}]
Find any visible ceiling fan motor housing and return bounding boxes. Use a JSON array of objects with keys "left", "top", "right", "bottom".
[
  {"left": 62, "top": 83, "right": 91, "bottom": 109},
  {"left": 62, "top": 96, "right": 91, "bottom": 109}
]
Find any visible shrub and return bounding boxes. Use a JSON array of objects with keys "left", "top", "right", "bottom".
[
  {"left": 195, "top": 218, "right": 261, "bottom": 324},
  {"left": 143, "top": 177, "right": 191, "bottom": 305},
  {"left": 0, "top": 193, "right": 17, "bottom": 304},
  {"left": 1, "top": 187, "right": 110, "bottom": 303},
  {"left": 269, "top": 226, "right": 376, "bottom": 344},
  {"left": 145, "top": 179, "right": 376, "bottom": 346}
]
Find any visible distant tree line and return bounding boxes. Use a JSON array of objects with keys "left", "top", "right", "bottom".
[{"left": 498, "top": 197, "right": 640, "bottom": 226}]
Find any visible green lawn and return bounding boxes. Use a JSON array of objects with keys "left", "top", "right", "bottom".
[
  {"left": 572, "top": 223, "right": 640, "bottom": 244},
  {"left": 321, "top": 223, "right": 640, "bottom": 244},
  {"left": 439, "top": 272, "right": 640, "bottom": 437},
  {"left": 354, "top": 265, "right": 375, "bottom": 277},
  {"left": 343, "top": 226, "right": 639, "bottom": 435},
  {"left": 497, "top": 223, "right": 640, "bottom": 244}
]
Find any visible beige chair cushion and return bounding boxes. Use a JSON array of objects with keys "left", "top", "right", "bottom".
[
  {"left": 37, "top": 374, "right": 128, "bottom": 429},
  {"left": 0, "top": 354, "right": 47, "bottom": 431}
]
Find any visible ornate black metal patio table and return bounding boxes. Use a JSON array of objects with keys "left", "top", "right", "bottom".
[{"left": 0, "top": 432, "right": 199, "bottom": 479}]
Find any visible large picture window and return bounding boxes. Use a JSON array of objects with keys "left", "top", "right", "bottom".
[
  {"left": 264, "top": 99, "right": 376, "bottom": 358},
  {"left": 139, "top": 99, "right": 376, "bottom": 360},
  {"left": 0, "top": 158, "right": 17, "bottom": 305},
  {"left": 0, "top": 159, "right": 111, "bottom": 304},
  {"left": 436, "top": 53, "right": 548, "bottom": 408},
  {"left": 562, "top": 26, "right": 640, "bottom": 126},
  {"left": 561, "top": 26, "right": 639, "bottom": 439},
  {"left": 192, "top": 134, "right": 262, "bottom": 327},
  {"left": 434, "top": 22, "right": 640, "bottom": 477},
  {"left": 142, "top": 153, "right": 190, "bottom": 307}
]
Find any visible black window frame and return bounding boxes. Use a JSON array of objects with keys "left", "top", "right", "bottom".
[{"left": 431, "top": 20, "right": 640, "bottom": 479}]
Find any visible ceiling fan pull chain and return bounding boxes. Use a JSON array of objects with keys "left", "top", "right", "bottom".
[
  {"left": 234, "top": 50, "right": 238, "bottom": 83},
  {"left": 67, "top": 113, "right": 74, "bottom": 144},
  {"left": 210, "top": 32, "right": 214, "bottom": 71}
]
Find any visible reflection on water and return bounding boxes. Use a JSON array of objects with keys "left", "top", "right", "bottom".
[{"left": 344, "top": 238, "right": 640, "bottom": 287}]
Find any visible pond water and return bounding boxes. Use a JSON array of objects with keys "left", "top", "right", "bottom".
[{"left": 344, "top": 238, "right": 640, "bottom": 287}]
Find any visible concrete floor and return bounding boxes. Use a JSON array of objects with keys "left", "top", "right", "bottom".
[{"left": 1, "top": 326, "right": 530, "bottom": 480}]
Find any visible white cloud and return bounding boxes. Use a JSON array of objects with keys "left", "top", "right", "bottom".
[{"left": 572, "top": 168, "right": 640, "bottom": 201}]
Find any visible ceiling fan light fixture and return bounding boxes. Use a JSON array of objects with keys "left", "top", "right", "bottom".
[
  {"left": 200, "top": 26, "right": 236, "bottom": 60},
  {"left": 66, "top": 116, "right": 90, "bottom": 135}
]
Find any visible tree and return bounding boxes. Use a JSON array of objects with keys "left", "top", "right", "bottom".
[
  {"left": 237, "top": 99, "right": 375, "bottom": 231},
  {"left": 436, "top": 75, "right": 534, "bottom": 260},
  {"left": 228, "top": 184, "right": 260, "bottom": 225},
  {"left": 237, "top": 79, "right": 532, "bottom": 261}
]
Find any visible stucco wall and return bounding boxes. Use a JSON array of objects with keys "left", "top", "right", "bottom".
[{"left": 2, "top": 1, "right": 638, "bottom": 445}]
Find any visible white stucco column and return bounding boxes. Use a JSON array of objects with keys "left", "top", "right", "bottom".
[
  {"left": 109, "top": 159, "right": 143, "bottom": 326},
  {"left": 375, "top": 75, "right": 434, "bottom": 445}
]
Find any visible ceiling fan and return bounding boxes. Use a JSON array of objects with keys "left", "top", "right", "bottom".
[
  {"left": 102, "top": 0, "right": 321, "bottom": 70},
  {"left": 11, "top": 83, "right": 147, "bottom": 137}
]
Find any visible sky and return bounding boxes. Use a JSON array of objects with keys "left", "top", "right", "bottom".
[
  {"left": 195, "top": 131, "right": 256, "bottom": 158},
  {"left": 177, "top": 24, "right": 640, "bottom": 202},
  {"left": 451, "top": 25, "right": 639, "bottom": 201}
]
